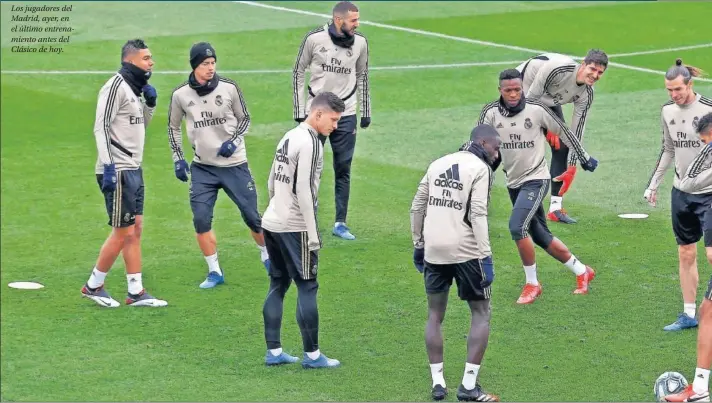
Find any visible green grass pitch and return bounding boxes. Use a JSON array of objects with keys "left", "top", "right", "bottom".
[{"left": 2, "top": 1, "right": 712, "bottom": 401}]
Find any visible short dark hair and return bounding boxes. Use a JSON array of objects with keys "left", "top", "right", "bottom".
[
  {"left": 333, "top": 1, "right": 358, "bottom": 17},
  {"left": 666, "top": 58, "right": 707, "bottom": 84},
  {"left": 499, "top": 68, "right": 522, "bottom": 82},
  {"left": 583, "top": 48, "right": 608, "bottom": 69},
  {"left": 311, "top": 92, "right": 346, "bottom": 113},
  {"left": 697, "top": 112, "right": 712, "bottom": 135},
  {"left": 470, "top": 124, "right": 499, "bottom": 142},
  {"left": 121, "top": 39, "right": 148, "bottom": 61}
]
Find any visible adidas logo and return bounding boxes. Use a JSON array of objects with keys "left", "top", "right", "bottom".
[
  {"left": 434, "top": 163, "right": 463, "bottom": 190},
  {"left": 319, "top": 46, "right": 327, "bottom": 53},
  {"left": 188, "top": 100, "right": 195, "bottom": 107},
  {"left": 496, "top": 122, "right": 504, "bottom": 129},
  {"left": 276, "top": 139, "right": 290, "bottom": 164},
  {"left": 670, "top": 119, "right": 675, "bottom": 125}
]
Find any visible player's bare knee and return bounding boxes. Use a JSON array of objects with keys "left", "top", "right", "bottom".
[
  {"left": 468, "top": 300, "right": 491, "bottom": 322},
  {"left": 126, "top": 218, "right": 143, "bottom": 244},
  {"left": 111, "top": 226, "right": 133, "bottom": 242},
  {"left": 678, "top": 244, "right": 697, "bottom": 265}
]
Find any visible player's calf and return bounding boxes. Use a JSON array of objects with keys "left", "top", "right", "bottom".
[{"left": 544, "top": 238, "right": 595, "bottom": 294}]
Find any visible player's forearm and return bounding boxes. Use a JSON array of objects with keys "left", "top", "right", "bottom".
[
  {"left": 167, "top": 127, "right": 185, "bottom": 162},
  {"left": 410, "top": 211, "right": 425, "bottom": 248},
  {"left": 232, "top": 88, "right": 251, "bottom": 138},
  {"left": 410, "top": 183, "right": 429, "bottom": 247},
  {"left": 94, "top": 129, "right": 114, "bottom": 165},
  {"left": 293, "top": 71, "right": 307, "bottom": 119},
  {"left": 143, "top": 105, "right": 155, "bottom": 128},
  {"left": 357, "top": 74, "right": 371, "bottom": 118},
  {"left": 232, "top": 115, "right": 251, "bottom": 141},
  {"left": 470, "top": 216, "right": 491, "bottom": 254},
  {"left": 646, "top": 150, "right": 674, "bottom": 190},
  {"left": 267, "top": 162, "right": 276, "bottom": 200},
  {"left": 297, "top": 188, "right": 320, "bottom": 247}
]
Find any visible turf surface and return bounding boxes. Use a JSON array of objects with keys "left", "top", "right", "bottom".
[{"left": 2, "top": 1, "right": 712, "bottom": 401}]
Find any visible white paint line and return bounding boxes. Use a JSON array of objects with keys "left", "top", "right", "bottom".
[
  {"left": 608, "top": 43, "right": 712, "bottom": 58},
  {"left": 234, "top": 1, "right": 712, "bottom": 83},
  {"left": 0, "top": 60, "right": 524, "bottom": 75}
]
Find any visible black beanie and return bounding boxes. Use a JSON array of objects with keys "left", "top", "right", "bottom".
[{"left": 190, "top": 42, "right": 217, "bottom": 70}]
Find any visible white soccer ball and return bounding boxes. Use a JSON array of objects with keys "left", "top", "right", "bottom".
[{"left": 654, "top": 371, "right": 688, "bottom": 401}]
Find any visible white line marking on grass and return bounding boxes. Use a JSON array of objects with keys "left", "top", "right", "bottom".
[
  {"left": 235, "top": 1, "right": 712, "bottom": 83},
  {"left": 608, "top": 43, "right": 712, "bottom": 58},
  {"left": 0, "top": 61, "right": 525, "bottom": 75}
]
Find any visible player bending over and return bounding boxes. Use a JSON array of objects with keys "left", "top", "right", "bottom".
[
  {"left": 260, "top": 92, "right": 345, "bottom": 369},
  {"left": 515, "top": 49, "right": 607, "bottom": 223},
  {"left": 82, "top": 39, "right": 167, "bottom": 308},
  {"left": 168, "top": 42, "right": 270, "bottom": 289},
  {"left": 478, "top": 69, "right": 599, "bottom": 305},
  {"left": 664, "top": 112, "right": 712, "bottom": 402},
  {"left": 410, "top": 124, "right": 501, "bottom": 402},
  {"left": 644, "top": 59, "right": 712, "bottom": 331}
]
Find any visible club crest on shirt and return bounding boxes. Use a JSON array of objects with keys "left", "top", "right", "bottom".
[
  {"left": 346, "top": 49, "right": 353, "bottom": 57},
  {"left": 693, "top": 116, "right": 699, "bottom": 130},
  {"left": 524, "top": 118, "right": 532, "bottom": 129},
  {"left": 215, "top": 95, "right": 223, "bottom": 106}
]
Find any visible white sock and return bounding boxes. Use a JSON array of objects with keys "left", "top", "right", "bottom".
[
  {"left": 684, "top": 303, "right": 696, "bottom": 319},
  {"left": 126, "top": 273, "right": 143, "bottom": 295},
  {"left": 564, "top": 255, "right": 586, "bottom": 276},
  {"left": 205, "top": 253, "right": 222, "bottom": 275},
  {"left": 524, "top": 264, "right": 539, "bottom": 285},
  {"left": 306, "top": 349, "right": 321, "bottom": 360},
  {"left": 258, "top": 245, "right": 269, "bottom": 262},
  {"left": 334, "top": 221, "right": 345, "bottom": 228},
  {"left": 549, "top": 196, "right": 563, "bottom": 213},
  {"left": 430, "top": 362, "right": 446, "bottom": 388},
  {"left": 462, "top": 362, "right": 480, "bottom": 390},
  {"left": 269, "top": 347, "right": 282, "bottom": 357},
  {"left": 87, "top": 267, "right": 107, "bottom": 289},
  {"left": 693, "top": 367, "right": 710, "bottom": 394}
]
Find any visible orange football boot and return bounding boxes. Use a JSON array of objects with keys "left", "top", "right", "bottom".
[
  {"left": 516, "top": 283, "right": 542, "bottom": 304},
  {"left": 664, "top": 385, "right": 710, "bottom": 402},
  {"left": 574, "top": 266, "right": 596, "bottom": 294}
]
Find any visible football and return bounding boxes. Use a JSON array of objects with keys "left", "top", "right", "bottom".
[{"left": 654, "top": 372, "right": 688, "bottom": 401}]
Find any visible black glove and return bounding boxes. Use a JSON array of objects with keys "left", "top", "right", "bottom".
[
  {"left": 101, "top": 164, "right": 117, "bottom": 192},
  {"left": 142, "top": 84, "right": 157, "bottom": 107},
  {"left": 217, "top": 140, "right": 237, "bottom": 158},
  {"left": 413, "top": 247, "right": 425, "bottom": 273},
  {"left": 480, "top": 256, "right": 495, "bottom": 288},
  {"left": 360, "top": 117, "right": 371, "bottom": 128},
  {"left": 581, "top": 156, "right": 598, "bottom": 172},
  {"left": 174, "top": 160, "right": 189, "bottom": 182}
]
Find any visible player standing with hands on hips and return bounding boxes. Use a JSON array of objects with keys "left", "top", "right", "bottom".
[
  {"left": 260, "top": 92, "right": 345, "bottom": 369},
  {"left": 644, "top": 59, "right": 712, "bottom": 332},
  {"left": 82, "top": 39, "right": 167, "bottom": 308},
  {"left": 410, "top": 124, "right": 501, "bottom": 402},
  {"left": 516, "top": 49, "right": 608, "bottom": 224},
  {"left": 664, "top": 112, "right": 712, "bottom": 402},
  {"left": 167, "top": 42, "right": 271, "bottom": 289},
  {"left": 293, "top": 1, "right": 371, "bottom": 241}
]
